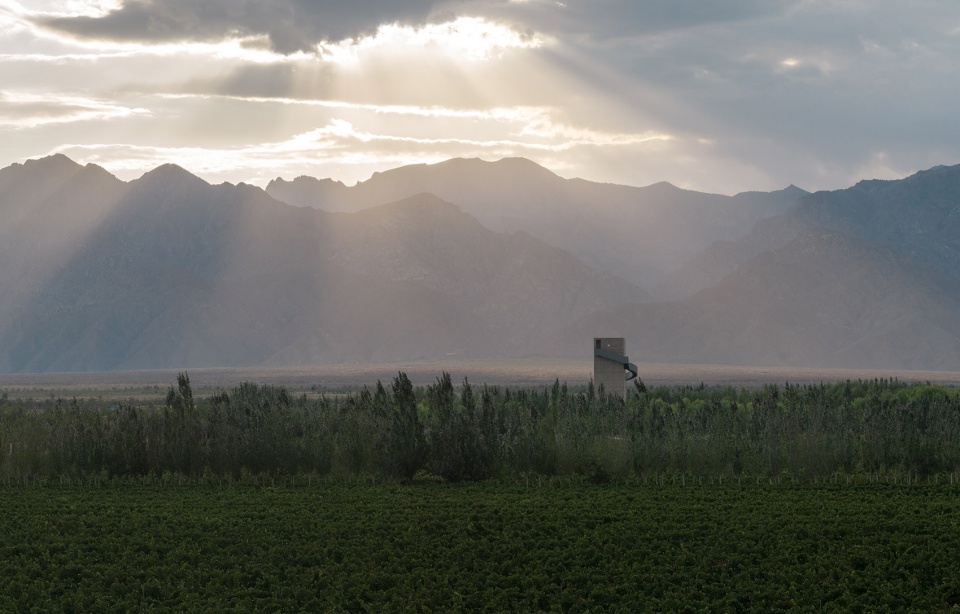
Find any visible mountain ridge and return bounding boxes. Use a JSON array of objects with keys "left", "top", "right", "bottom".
[
  {"left": 0, "top": 157, "right": 646, "bottom": 372},
  {"left": 3, "top": 154, "right": 959, "bottom": 373},
  {"left": 658, "top": 162, "right": 960, "bottom": 299},
  {"left": 266, "top": 156, "right": 808, "bottom": 289},
  {"left": 558, "top": 228, "right": 960, "bottom": 370}
]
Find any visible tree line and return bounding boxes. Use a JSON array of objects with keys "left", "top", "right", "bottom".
[{"left": 1, "top": 373, "right": 959, "bottom": 485}]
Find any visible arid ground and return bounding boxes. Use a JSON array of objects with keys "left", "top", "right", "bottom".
[{"left": 2, "top": 360, "right": 959, "bottom": 403}]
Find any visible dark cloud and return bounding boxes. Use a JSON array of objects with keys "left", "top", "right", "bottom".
[
  {"left": 39, "top": 0, "right": 439, "bottom": 53},
  {"left": 447, "top": 0, "right": 799, "bottom": 41},
  {"left": 509, "top": 0, "right": 960, "bottom": 187},
  {"left": 14, "top": 0, "right": 960, "bottom": 192},
  {"left": 38, "top": 0, "right": 803, "bottom": 53}
]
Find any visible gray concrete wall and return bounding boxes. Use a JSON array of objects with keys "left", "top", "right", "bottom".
[{"left": 594, "top": 337, "right": 626, "bottom": 399}]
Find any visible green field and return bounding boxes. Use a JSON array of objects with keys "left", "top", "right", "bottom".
[
  {"left": 3, "top": 375, "right": 960, "bottom": 610},
  {"left": 2, "top": 484, "right": 959, "bottom": 612}
]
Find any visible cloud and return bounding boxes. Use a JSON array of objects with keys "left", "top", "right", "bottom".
[
  {"left": 509, "top": 0, "right": 960, "bottom": 189},
  {"left": 320, "top": 16, "right": 544, "bottom": 63},
  {"left": 448, "top": 0, "right": 799, "bottom": 42},
  {"left": 51, "top": 110, "right": 668, "bottom": 186},
  {"left": 36, "top": 0, "right": 440, "bottom": 53},
  {"left": 160, "top": 92, "right": 549, "bottom": 122},
  {"left": 1, "top": 1, "right": 124, "bottom": 19},
  {"left": 29, "top": 0, "right": 794, "bottom": 54},
  {"left": 3, "top": 0, "right": 960, "bottom": 195},
  {"left": 0, "top": 91, "right": 148, "bottom": 128}
]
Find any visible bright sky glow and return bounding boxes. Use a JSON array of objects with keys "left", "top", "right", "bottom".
[
  {"left": 0, "top": 90, "right": 149, "bottom": 128},
  {"left": 8, "top": 0, "right": 122, "bottom": 18},
  {"left": 322, "top": 17, "right": 545, "bottom": 64},
  {"left": 0, "top": 1, "right": 958, "bottom": 193}
]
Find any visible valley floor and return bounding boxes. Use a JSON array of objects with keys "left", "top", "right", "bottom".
[{"left": 2, "top": 359, "right": 959, "bottom": 402}]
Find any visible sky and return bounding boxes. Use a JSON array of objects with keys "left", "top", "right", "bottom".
[{"left": 0, "top": 0, "right": 958, "bottom": 194}]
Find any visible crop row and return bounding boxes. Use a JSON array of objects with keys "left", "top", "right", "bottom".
[{"left": 2, "top": 484, "right": 959, "bottom": 611}]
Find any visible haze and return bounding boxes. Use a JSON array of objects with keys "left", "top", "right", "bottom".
[{"left": 2, "top": 0, "right": 959, "bottom": 194}]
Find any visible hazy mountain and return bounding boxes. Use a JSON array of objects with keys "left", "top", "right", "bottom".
[
  {"left": 266, "top": 157, "right": 806, "bottom": 289},
  {"left": 0, "top": 156, "right": 644, "bottom": 373},
  {"left": 4, "top": 154, "right": 959, "bottom": 374},
  {"left": 638, "top": 164, "right": 960, "bottom": 368},
  {"left": 0, "top": 155, "right": 129, "bottom": 327},
  {"left": 320, "top": 194, "right": 647, "bottom": 348},
  {"left": 792, "top": 164, "right": 960, "bottom": 275},
  {"left": 557, "top": 229, "right": 960, "bottom": 370},
  {"left": 658, "top": 163, "right": 960, "bottom": 299},
  {"left": 654, "top": 214, "right": 811, "bottom": 300}
]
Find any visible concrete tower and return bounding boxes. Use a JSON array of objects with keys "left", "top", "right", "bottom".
[{"left": 594, "top": 337, "right": 638, "bottom": 399}]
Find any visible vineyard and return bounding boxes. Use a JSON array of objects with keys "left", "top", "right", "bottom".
[
  {"left": 3, "top": 375, "right": 960, "bottom": 609},
  {"left": 2, "top": 484, "right": 959, "bottom": 611}
]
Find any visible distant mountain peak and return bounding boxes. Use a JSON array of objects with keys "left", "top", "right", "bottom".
[
  {"left": 852, "top": 177, "right": 894, "bottom": 191},
  {"left": 77, "top": 162, "right": 119, "bottom": 180},
  {"left": 913, "top": 163, "right": 960, "bottom": 179},
  {"left": 362, "top": 156, "right": 561, "bottom": 185},
  {"left": 23, "top": 153, "right": 81, "bottom": 173},
  {"left": 461, "top": 156, "right": 553, "bottom": 171},
  {"left": 144, "top": 162, "right": 192, "bottom": 175},
  {"left": 643, "top": 180, "right": 681, "bottom": 192},
  {"left": 33, "top": 152, "right": 76, "bottom": 164},
  {"left": 368, "top": 192, "right": 461, "bottom": 215},
  {"left": 0, "top": 154, "right": 86, "bottom": 196},
  {"left": 268, "top": 175, "right": 346, "bottom": 189},
  {"left": 733, "top": 184, "right": 809, "bottom": 199},
  {"left": 489, "top": 157, "right": 562, "bottom": 177},
  {"left": 435, "top": 156, "right": 545, "bottom": 169},
  {"left": 137, "top": 162, "right": 208, "bottom": 186},
  {"left": 264, "top": 175, "right": 350, "bottom": 210}
]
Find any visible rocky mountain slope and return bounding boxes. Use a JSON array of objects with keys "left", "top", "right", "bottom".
[
  {"left": 557, "top": 229, "right": 960, "bottom": 370},
  {"left": 3, "top": 155, "right": 959, "bottom": 373},
  {"left": 266, "top": 157, "right": 806, "bottom": 289},
  {"left": 0, "top": 156, "right": 643, "bottom": 372},
  {"left": 658, "top": 163, "right": 960, "bottom": 300}
]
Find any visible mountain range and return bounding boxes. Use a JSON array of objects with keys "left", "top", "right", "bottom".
[
  {"left": 1, "top": 154, "right": 958, "bottom": 373},
  {"left": 265, "top": 157, "right": 806, "bottom": 289}
]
